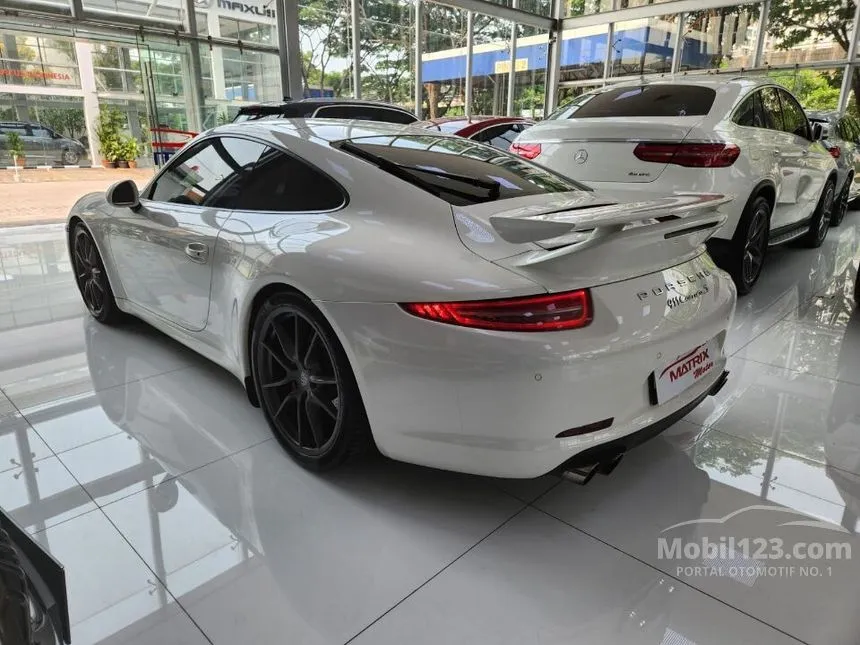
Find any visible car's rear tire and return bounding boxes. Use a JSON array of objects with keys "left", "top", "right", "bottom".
[
  {"left": 719, "top": 194, "right": 771, "bottom": 296},
  {"left": 831, "top": 179, "right": 850, "bottom": 227},
  {"left": 251, "top": 292, "right": 372, "bottom": 471},
  {"left": 71, "top": 224, "right": 124, "bottom": 325},
  {"left": 60, "top": 149, "right": 80, "bottom": 165},
  {"left": 802, "top": 179, "right": 835, "bottom": 248}
]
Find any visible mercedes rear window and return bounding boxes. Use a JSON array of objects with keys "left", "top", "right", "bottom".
[
  {"left": 561, "top": 85, "right": 716, "bottom": 118},
  {"left": 334, "top": 134, "right": 586, "bottom": 206}
]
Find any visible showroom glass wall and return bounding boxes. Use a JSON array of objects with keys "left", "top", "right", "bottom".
[
  {"left": 5, "top": 0, "right": 860, "bottom": 163},
  {"left": 0, "top": 1, "right": 281, "bottom": 167}
]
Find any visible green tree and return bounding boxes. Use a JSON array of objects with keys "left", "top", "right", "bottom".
[
  {"left": 769, "top": 68, "right": 841, "bottom": 110},
  {"left": 37, "top": 108, "right": 86, "bottom": 140},
  {"left": 767, "top": 0, "right": 859, "bottom": 111}
]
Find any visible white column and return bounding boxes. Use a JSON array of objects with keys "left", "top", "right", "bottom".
[
  {"left": 465, "top": 11, "right": 474, "bottom": 118},
  {"left": 208, "top": 9, "right": 227, "bottom": 102},
  {"left": 74, "top": 40, "right": 100, "bottom": 166},
  {"left": 543, "top": 0, "right": 564, "bottom": 114},
  {"left": 351, "top": 0, "right": 361, "bottom": 98},
  {"left": 671, "top": 12, "right": 684, "bottom": 73},
  {"left": 752, "top": 0, "right": 770, "bottom": 69},
  {"left": 506, "top": 21, "right": 518, "bottom": 116},
  {"left": 414, "top": 0, "right": 423, "bottom": 118},
  {"left": 839, "top": 1, "right": 860, "bottom": 111}
]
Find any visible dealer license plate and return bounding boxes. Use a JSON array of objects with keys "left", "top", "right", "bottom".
[{"left": 651, "top": 337, "right": 720, "bottom": 405}]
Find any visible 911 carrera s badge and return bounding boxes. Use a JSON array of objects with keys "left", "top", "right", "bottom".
[{"left": 574, "top": 149, "right": 588, "bottom": 164}]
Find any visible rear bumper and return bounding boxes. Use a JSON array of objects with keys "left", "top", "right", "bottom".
[
  {"left": 320, "top": 254, "right": 736, "bottom": 478},
  {"left": 557, "top": 370, "right": 727, "bottom": 472}
]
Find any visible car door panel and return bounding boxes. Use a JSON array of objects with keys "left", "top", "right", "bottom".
[
  {"left": 108, "top": 202, "right": 231, "bottom": 331},
  {"left": 108, "top": 135, "right": 266, "bottom": 331},
  {"left": 759, "top": 87, "right": 805, "bottom": 229}
]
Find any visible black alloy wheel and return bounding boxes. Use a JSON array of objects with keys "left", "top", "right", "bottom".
[
  {"left": 252, "top": 293, "right": 370, "bottom": 469},
  {"left": 803, "top": 180, "right": 835, "bottom": 248},
  {"left": 721, "top": 194, "right": 771, "bottom": 296},
  {"left": 742, "top": 204, "right": 768, "bottom": 289},
  {"left": 71, "top": 225, "right": 123, "bottom": 324},
  {"left": 831, "top": 181, "right": 850, "bottom": 227}
]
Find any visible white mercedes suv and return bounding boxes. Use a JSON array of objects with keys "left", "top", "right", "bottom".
[{"left": 512, "top": 78, "right": 838, "bottom": 294}]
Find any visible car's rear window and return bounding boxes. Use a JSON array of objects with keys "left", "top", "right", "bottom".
[
  {"left": 335, "top": 134, "right": 586, "bottom": 206},
  {"left": 559, "top": 85, "right": 716, "bottom": 119}
]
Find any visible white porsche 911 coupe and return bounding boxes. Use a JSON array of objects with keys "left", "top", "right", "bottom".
[{"left": 67, "top": 120, "right": 735, "bottom": 479}]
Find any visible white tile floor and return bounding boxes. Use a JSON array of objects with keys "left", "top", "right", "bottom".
[{"left": 1, "top": 220, "right": 860, "bottom": 644}]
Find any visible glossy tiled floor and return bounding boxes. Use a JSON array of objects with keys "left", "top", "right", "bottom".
[{"left": 1, "top": 221, "right": 860, "bottom": 644}]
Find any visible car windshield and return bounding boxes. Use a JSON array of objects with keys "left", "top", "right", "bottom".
[
  {"left": 551, "top": 85, "right": 717, "bottom": 119},
  {"left": 334, "top": 134, "right": 587, "bottom": 206}
]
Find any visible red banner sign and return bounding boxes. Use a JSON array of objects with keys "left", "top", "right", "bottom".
[{"left": 0, "top": 68, "right": 72, "bottom": 81}]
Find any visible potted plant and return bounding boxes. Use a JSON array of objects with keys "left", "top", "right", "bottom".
[
  {"left": 94, "top": 107, "right": 124, "bottom": 168},
  {"left": 7, "top": 131, "right": 25, "bottom": 167},
  {"left": 122, "top": 136, "right": 140, "bottom": 169}
]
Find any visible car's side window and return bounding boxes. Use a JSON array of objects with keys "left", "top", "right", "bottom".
[
  {"left": 147, "top": 136, "right": 266, "bottom": 208},
  {"left": 844, "top": 117, "right": 855, "bottom": 141},
  {"left": 759, "top": 88, "right": 784, "bottom": 132},
  {"left": 776, "top": 89, "right": 810, "bottom": 140},
  {"left": 472, "top": 124, "right": 521, "bottom": 150},
  {"left": 314, "top": 105, "right": 377, "bottom": 120},
  {"left": 734, "top": 94, "right": 759, "bottom": 128},
  {"left": 231, "top": 145, "right": 345, "bottom": 212},
  {"left": 374, "top": 108, "right": 417, "bottom": 124}
]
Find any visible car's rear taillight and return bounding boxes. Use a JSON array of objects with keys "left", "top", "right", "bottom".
[
  {"left": 830, "top": 146, "right": 841, "bottom": 159},
  {"left": 509, "top": 142, "right": 542, "bottom": 160},
  {"left": 634, "top": 142, "right": 740, "bottom": 168},
  {"left": 400, "top": 290, "right": 592, "bottom": 332}
]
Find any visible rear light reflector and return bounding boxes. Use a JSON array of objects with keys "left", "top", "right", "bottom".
[
  {"left": 556, "top": 417, "right": 614, "bottom": 438},
  {"left": 633, "top": 142, "right": 740, "bottom": 168},
  {"left": 400, "top": 289, "right": 592, "bottom": 332},
  {"left": 509, "top": 142, "right": 542, "bottom": 160},
  {"left": 829, "top": 146, "right": 841, "bottom": 159}
]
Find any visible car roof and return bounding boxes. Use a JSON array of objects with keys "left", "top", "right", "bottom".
[
  {"left": 215, "top": 118, "right": 454, "bottom": 144},
  {"left": 237, "top": 99, "right": 414, "bottom": 114},
  {"left": 605, "top": 76, "right": 777, "bottom": 90}
]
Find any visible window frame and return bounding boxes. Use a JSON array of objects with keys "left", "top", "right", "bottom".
[{"left": 143, "top": 133, "right": 349, "bottom": 214}]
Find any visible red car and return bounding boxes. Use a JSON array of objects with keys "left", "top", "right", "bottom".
[{"left": 415, "top": 116, "right": 534, "bottom": 151}]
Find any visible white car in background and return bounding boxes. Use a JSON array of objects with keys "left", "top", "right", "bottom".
[
  {"left": 67, "top": 120, "right": 735, "bottom": 480},
  {"left": 512, "top": 78, "right": 838, "bottom": 294}
]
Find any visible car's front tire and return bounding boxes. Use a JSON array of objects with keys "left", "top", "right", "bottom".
[
  {"left": 718, "top": 194, "right": 771, "bottom": 296},
  {"left": 71, "top": 224, "right": 124, "bottom": 325},
  {"left": 251, "top": 292, "right": 372, "bottom": 470},
  {"left": 802, "top": 179, "right": 835, "bottom": 248}
]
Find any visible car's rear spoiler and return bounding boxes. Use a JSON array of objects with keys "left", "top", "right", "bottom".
[{"left": 488, "top": 193, "right": 732, "bottom": 244}]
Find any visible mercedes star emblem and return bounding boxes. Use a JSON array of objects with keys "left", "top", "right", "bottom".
[{"left": 574, "top": 149, "right": 588, "bottom": 164}]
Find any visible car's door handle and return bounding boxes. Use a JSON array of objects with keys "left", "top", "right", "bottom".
[{"left": 185, "top": 242, "right": 209, "bottom": 263}]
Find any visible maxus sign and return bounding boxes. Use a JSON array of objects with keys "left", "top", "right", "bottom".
[{"left": 194, "top": 0, "right": 276, "bottom": 18}]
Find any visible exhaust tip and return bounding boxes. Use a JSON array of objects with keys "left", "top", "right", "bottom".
[{"left": 560, "top": 452, "right": 625, "bottom": 485}]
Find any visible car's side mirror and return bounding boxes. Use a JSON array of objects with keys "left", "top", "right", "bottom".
[
  {"left": 811, "top": 122, "right": 824, "bottom": 141},
  {"left": 106, "top": 179, "right": 140, "bottom": 210}
]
